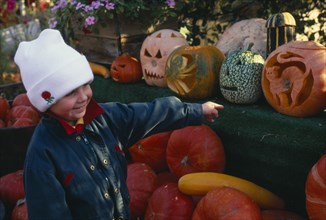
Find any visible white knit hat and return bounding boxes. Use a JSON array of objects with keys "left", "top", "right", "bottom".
[{"left": 14, "top": 29, "right": 94, "bottom": 112}]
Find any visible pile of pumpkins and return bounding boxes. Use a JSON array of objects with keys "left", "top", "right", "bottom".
[
  {"left": 101, "top": 13, "right": 325, "bottom": 118},
  {"left": 1, "top": 125, "right": 324, "bottom": 219}
]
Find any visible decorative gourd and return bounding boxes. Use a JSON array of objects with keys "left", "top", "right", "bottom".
[
  {"left": 129, "top": 131, "right": 172, "bottom": 173},
  {"left": 178, "top": 172, "right": 285, "bottom": 209},
  {"left": 165, "top": 45, "right": 225, "bottom": 99},
  {"left": 305, "top": 154, "right": 326, "bottom": 220},
  {"left": 261, "top": 210, "right": 305, "bottom": 220},
  {"left": 192, "top": 186, "right": 262, "bottom": 220},
  {"left": 144, "top": 183, "right": 194, "bottom": 220},
  {"left": 89, "top": 62, "right": 110, "bottom": 78},
  {"left": 140, "top": 29, "right": 189, "bottom": 87},
  {"left": 262, "top": 40, "right": 326, "bottom": 117},
  {"left": 266, "top": 12, "right": 296, "bottom": 57},
  {"left": 166, "top": 125, "right": 225, "bottom": 178},
  {"left": 215, "top": 18, "right": 267, "bottom": 58},
  {"left": 219, "top": 44, "right": 265, "bottom": 104},
  {"left": 126, "top": 162, "right": 158, "bottom": 220},
  {"left": 110, "top": 53, "right": 142, "bottom": 83}
]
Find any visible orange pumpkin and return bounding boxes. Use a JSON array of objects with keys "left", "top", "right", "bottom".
[
  {"left": 110, "top": 53, "right": 142, "bottom": 83},
  {"left": 166, "top": 125, "right": 225, "bottom": 178},
  {"left": 305, "top": 154, "right": 326, "bottom": 220},
  {"left": 192, "top": 186, "right": 262, "bottom": 220},
  {"left": 165, "top": 45, "right": 225, "bottom": 99},
  {"left": 140, "top": 29, "right": 189, "bottom": 87},
  {"left": 0, "top": 95, "right": 9, "bottom": 120},
  {"left": 262, "top": 41, "right": 326, "bottom": 117}
]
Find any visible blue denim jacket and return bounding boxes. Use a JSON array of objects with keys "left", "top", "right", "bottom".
[{"left": 23, "top": 96, "right": 203, "bottom": 220}]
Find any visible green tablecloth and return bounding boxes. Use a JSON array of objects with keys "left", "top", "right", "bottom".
[{"left": 91, "top": 76, "right": 326, "bottom": 216}]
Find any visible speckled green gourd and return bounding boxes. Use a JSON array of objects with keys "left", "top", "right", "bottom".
[{"left": 219, "top": 46, "right": 265, "bottom": 104}]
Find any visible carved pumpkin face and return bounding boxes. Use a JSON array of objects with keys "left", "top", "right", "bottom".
[
  {"left": 110, "top": 53, "right": 142, "bottom": 83},
  {"left": 219, "top": 49, "right": 265, "bottom": 104},
  {"left": 262, "top": 41, "right": 326, "bottom": 117},
  {"left": 140, "top": 29, "right": 189, "bottom": 87},
  {"left": 165, "top": 45, "right": 225, "bottom": 99}
]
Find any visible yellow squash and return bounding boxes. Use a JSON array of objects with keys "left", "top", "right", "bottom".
[
  {"left": 89, "top": 62, "right": 110, "bottom": 78},
  {"left": 178, "top": 172, "right": 285, "bottom": 210}
]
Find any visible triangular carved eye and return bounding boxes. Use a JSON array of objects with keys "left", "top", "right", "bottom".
[
  {"left": 144, "top": 49, "right": 152, "bottom": 57},
  {"left": 118, "top": 64, "right": 126, "bottom": 68},
  {"left": 171, "top": 33, "right": 178, "bottom": 37},
  {"left": 156, "top": 33, "right": 162, "bottom": 38},
  {"left": 155, "top": 50, "right": 162, "bottom": 59}
]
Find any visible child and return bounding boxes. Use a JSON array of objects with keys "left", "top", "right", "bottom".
[{"left": 14, "top": 29, "right": 224, "bottom": 220}]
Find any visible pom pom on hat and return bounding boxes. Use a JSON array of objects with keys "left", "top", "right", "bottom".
[{"left": 14, "top": 29, "right": 94, "bottom": 112}]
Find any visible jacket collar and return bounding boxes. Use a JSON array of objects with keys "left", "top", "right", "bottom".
[{"left": 45, "top": 99, "right": 104, "bottom": 135}]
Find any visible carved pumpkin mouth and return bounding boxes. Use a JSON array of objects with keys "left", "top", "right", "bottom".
[
  {"left": 221, "top": 86, "right": 238, "bottom": 91},
  {"left": 144, "top": 69, "right": 164, "bottom": 80}
]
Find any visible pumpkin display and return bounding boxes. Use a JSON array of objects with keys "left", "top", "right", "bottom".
[
  {"left": 5, "top": 105, "right": 41, "bottom": 127},
  {"left": 140, "top": 29, "right": 189, "bottom": 87},
  {"left": 262, "top": 40, "right": 326, "bottom": 117},
  {"left": 261, "top": 210, "right": 305, "bottom": 220},
  {"left": 144, "top": 183, "right": 194, "bottom": 220},
  {"left": 126, "top": 162, "right": 158, "bottom": 219},
  {"left": 166, "top": 125, "right": 225, "bottom": 178},
  {"left": 129, "top": 131, "right": 172, "bottom": 173},
  {"left": 0, "top": 170, "right": 24, "bottom": 205},
  {"left": 215, "top": 18, "right": 267, "bottom": 58},
  {"left": 165, "top": 45, "right": 225, "bottom": 99},
  {"left": 0, "top": 94, "right": 10, "bottom": 120},
  {"left": 219, "top": 44, "right": 265, "bottom": 104},
  {"left": 265, "top": 12, "right": 296, "bottom": 57},
  {"left": 305, "top": 154, "right": 326, "bottom": 220},
  {"left": 192, "top": 186, "right": 262, "bottom": 220},
  {"left": 110, "top": 53, "right": 142, "bottom": 83}
]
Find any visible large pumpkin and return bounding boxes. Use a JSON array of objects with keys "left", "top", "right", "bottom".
[
  {"left": 140, "top": 29, "right": 189, "bottom": 87},
  {"left": 127, "top": 162, "right": 158, "bottom": 220},
  {"left": 110, "top": 53, "right": 142, "bottom": 83},
  {"left": 262, "top": 40, "right": 326, "bottom": 117},
  {"left": 166, "top": 125, "right": 225, "bottom": 178},
  {"left": 129, "top": 131, "right": 172, "bottom": 173},
  {"left": 305, "top": 154, "right": 326, "bottom": 220},
  {"left": 219, "top": 45, "right": 265, "bottom": 104},
  {"left": 144, "top": 183, "right": 194, "bottom": 220},
  {"left": 0, "top": 170, "right": 25, "bottom": 205},
  {"left": 192, "top": 186, "right": 262, "bottom": 220},
  {"left": 165, "top": 45, "right": 225, "bottom": 100}
]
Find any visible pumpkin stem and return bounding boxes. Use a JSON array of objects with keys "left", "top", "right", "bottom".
[
  {"left": 181, "top": 156, "right": 189, "bottom": 166},
  {"left": 245, "top": 42, "right": 254, "bottom": 51}
]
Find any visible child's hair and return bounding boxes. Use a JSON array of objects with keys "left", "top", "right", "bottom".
[{"left": 14, "top": 29, "right": 94, "bottom": 112}]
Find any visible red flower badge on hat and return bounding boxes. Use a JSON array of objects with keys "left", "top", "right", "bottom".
[{"left": 41, "top": 91, "right": 55, "bottom": 104}]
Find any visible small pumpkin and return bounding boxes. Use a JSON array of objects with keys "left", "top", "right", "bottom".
[
  {"left": 0, "top": 94, "right": 10, "bottom": 120},
  {"left": 166, "top": 125, "right": 225, "bottom": 178},
  {"left": 140, "top": 29, "right": 189, "bottom": 87},
  {"left": 129, "top": 131, "right": 172, "bottom": 173},
  {"left": 144, "top": 183, "right": 194, "bottom": 220},
  {"left": 262, "top": 40, "right": 326, "bottom": 117},
  {"left": 5, "top": 105, "right": 41, "bottom": 127},
  {"left": 192, "top": 186, "right": 262, "bottom": 220},
  {"left": 305, "top": 154, "right": 326, "bottom": 220},
  {"left": 110, "top": 53, "right": 142, "bottom": 83},
  {"left": 0, "top": 170, "right": 25, "bottom": 205},
  {"left": 165, "top": 45, "right": 225, "bottom": 99},
  {"left": 219, "top": 44, "right": 265, "bottom": 104},
  {"left": 127, "top": 162, "right": 158, "bottom": 220}
]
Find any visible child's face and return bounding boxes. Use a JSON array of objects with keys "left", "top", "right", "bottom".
[{"left": 49, "top": 84, "right": 93, "bottom": 124}]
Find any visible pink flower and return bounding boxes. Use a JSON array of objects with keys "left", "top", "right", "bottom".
[
  {"left": 165, "top": 0, "right": 175, "bottom": 7},
  {"left": 85, "top": 16, "right": 96, "bottom": 26},
  {"left": 6, "top": 0, "right": 16, "bottom": 12}
]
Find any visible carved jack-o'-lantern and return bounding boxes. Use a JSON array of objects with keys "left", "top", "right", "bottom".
[
  {"left": 220, "top": 46, "right": 265, "bottom": 104},
  {"left": 165, "top": 45, "right": 225, "bottom": 100},
  {"left": 140, "top": 29, "right": 189, "bottom": 87},
  {"left": 110, "top": 53, "right": 142, "bottom": 83},
  {"left": 262, "top": 40, "right": 326, "bottom": 117}
]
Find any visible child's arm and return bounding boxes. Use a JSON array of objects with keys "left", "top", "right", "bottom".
[{"left": 202, "top": 101, "right": 224, "bottom": 123}]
